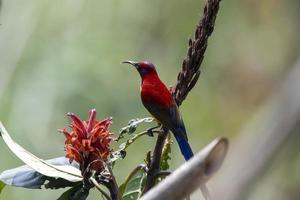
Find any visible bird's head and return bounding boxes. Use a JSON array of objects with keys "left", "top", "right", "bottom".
[{"left": 122, "top": 60, "right": 157, "bottom": 78}]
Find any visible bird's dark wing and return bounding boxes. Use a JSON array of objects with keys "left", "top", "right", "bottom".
[{"left": 142, "top": 101, "right": 188, "bottom": 140}]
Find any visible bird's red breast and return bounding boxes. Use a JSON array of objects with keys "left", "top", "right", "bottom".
[{"left": 140, "top": 72, "right": 173, "bottom": 109}]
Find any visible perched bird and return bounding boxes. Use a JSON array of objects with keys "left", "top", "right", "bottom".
[{"left": 123, "top": 60, "right": 193, "bottom": 160}]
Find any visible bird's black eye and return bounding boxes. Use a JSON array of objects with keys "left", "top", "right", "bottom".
[{"left": 139, "top": 67, "right": 148, "bottom": 75}]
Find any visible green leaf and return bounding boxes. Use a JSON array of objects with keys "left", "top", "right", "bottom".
[
  {"left": 111, "top": 117, "right": 155, "bottom": 166},
  {"left": 57, "top": 184, "right": 89, "bottom": 200},
  {"left": 160, "top": 133, "right": 172, "bottom": 171},
  {"left": 117, "top": 118, "right": 153, "bottom": 141},
  {"left": 120, "top": 168, "right": 147, "bottom": 200},
  {"left": 109, "top": 130, "right": 150, "bottom": 165},
  {"left": 0, "top": 157, "right": 80, "bottom": 189},
  {"left": 0, "top": 122, "right": 82, "bottom": 182},
  {"left": 0, "top": 181, "right": 6, "bottom": 194}
]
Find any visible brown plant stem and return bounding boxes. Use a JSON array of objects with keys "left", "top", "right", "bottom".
[
  {"left": 97, "top": 176, "right": 120, "bottom": 200},
  {"left": 143, "top": 0, "right": 222, "bottom": 195},
  {"left": 107, "top": 165, "right": 121, "bottom": 200},
  {"left": 143, "top": 130, "right": 169, "bottom": 193},
  {"left": 93, "top": 164, "right": 120, "bottom": 200}
]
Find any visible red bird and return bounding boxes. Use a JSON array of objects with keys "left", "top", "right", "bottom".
[{"left": 123, "top": 60, "right": 193, "bottom": 160}]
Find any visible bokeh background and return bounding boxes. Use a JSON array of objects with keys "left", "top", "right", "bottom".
[{"left": 0, "top": 0, "right": 299, "bottom": 199}]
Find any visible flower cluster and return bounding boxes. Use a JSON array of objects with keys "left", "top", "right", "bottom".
[{"left": 59, "top": 109, "right": 112, "bottom": 171}]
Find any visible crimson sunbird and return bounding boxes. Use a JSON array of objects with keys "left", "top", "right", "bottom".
[{"left": 123, "top": 60, "right": 193, "bottom": 160}]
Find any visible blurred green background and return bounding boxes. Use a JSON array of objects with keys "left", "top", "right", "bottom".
[{"left": 0, "top": 0, "right": 299, "bottom": 199}]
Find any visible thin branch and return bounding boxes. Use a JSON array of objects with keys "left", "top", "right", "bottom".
[
  {"left": 90, "top": 163, "right": 120, "bottom": 200},
  {"left": 106, "top": 165, "right": 121, "bottom": 200},
  {"left": 122, "top": 130, "right": 162, "bottom": 151},
  {"left": 142, "top": 129, "right": 169, "bottom": 193},
  {"left": 155, "top": 171, "right": 171, "bottom": 178},
  {"left": 143, "top": 0, "right": 222, "bottom": 194},
  {"left": 90, "top": 176, "right": 111, "bottom": 200},
  {"left": 140, "top": 138, "right": 228, "bottom": 200}
]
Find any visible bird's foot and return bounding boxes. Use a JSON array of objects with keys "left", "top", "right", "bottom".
[
  {"left": 146, "top": 127, "right": 155, "bottom": 137},
  {"left": 146, "top": 124, "right": 161, "bottom": 137}
]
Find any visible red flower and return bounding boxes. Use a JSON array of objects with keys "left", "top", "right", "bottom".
[{"left": 59, "top": 109, "right": 113, "bottom": 171}]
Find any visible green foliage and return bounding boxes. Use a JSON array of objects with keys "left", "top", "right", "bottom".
[
  {"left": 0, "top": 181, "right": 5, "bottom": 194},
  {"left": 119, "top": 167, "right": 147, "bottom": 200},
  {"left": 57, "top": 184, "right": 88, "bottom": 200},
  {"left": 117, "top": 118, "right": 154, "bottom": 141},
  {"left": 0, "top": 122, "right": 82, "bottom": 182},
  {"left": 110, "top": 130, "right": 150, "bottom": 165},
  {"left": 160, "top": 133, "right": 172, "bottom": 171},
  {"left": 110, "top": 118, "right": 155, "bottom": 165}
]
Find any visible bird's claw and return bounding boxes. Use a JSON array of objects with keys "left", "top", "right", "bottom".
[{"left": 146, "top": 128, "right": 155, "bottom": 137}]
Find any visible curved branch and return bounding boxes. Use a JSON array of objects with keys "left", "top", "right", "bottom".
[{"left": 90, "top": 177, "right": 111, "bottom": 200}]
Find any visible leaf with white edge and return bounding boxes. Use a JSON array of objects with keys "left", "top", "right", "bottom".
[
  {"left": 0, "top": 122, "right": 82, "bottom": 182},
  {"left": 117, "top": 118, "right": 153, "bottom": 141},
  {"left": 0, "top": 157, "right": 80, "bottom": 189},
  {"left": 121, "top": 168, "right": 147, "bottom": 200},
  {"left": 0, "top": 181, "right": 5, "bottom": 194},
  {"left": 119, "top": 165, "right": 146, "bottom": 196},
  {"left": 109, "top": 150, "right": 126, "bottom": 164},
  {"left": 57, "top": 184, "right": 89, "bottom": 200},
  {"left": 109, "top": 130, "right": 150, "bottom": 164}
]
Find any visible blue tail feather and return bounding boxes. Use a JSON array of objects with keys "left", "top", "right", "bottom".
[{"left": 175, "top": 135, "right": 194, "bottom": 160}]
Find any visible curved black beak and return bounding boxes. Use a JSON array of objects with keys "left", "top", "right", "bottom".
[{"left": 122, "top": 60, "right": 139, "bottom": 68}]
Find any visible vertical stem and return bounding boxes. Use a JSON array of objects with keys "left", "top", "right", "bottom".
[
  {"left": 143, "top": 130, "right": 169, "bottom": 194},
  {"left": 107, "top": 180, "right": 120, "bottom": 200},
  {"left": 107, "top": 165, "right": 121, "bottom": 200}
]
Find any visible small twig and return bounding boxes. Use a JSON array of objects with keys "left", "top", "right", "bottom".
[
  {"left": 90, "top": 176, "right": 111, "bottom": 200},
  {"left": 155, "top": 171, "right": 171, "bottom": 178},
  {"left": 89, "top": 163, "right": 120, "bottom": 200},
  {"left": 122, "top": 130, "right": 162, "bottom": 151}
]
